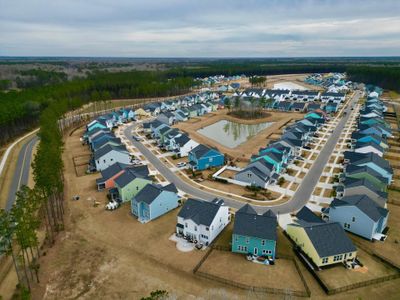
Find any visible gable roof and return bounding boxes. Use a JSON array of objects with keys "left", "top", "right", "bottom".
[
  {"left": 99, "top": 162, "right": 130, "bottom": 181},
  {"left": 342, "top": 177, "right": 387, "bottom": 199},
  {"left": 330, "top": 195, "right": 388, "bottom": 222},
  {"left": 344, "top": 151, "right": 391, "bottom": 173},
  {"left": 233, "top": 204, "right": 277, "bottom": 241},
  {"left": 133, "top": 183, "right": 177, "bottom": 205},
  {"left": 296, "top": 206, "right": 324, "bottom": 224},
  {"left": 94, "top": 144, "right": 128, "bottom": 161},
  {"left": 114, "top": 167, "right": 151, "bottom": 188},
  {"left": 178, "top": 198, "right": 223, "bottom": 226},
  {"left": 174, "top": 134, "right": 191, "bottom": 147},
  {"left": 345, "top": 164, "right": 389, "bottom": 185},
  {"left": 302, "top": 222, "right": 356, "bottom": 257}
]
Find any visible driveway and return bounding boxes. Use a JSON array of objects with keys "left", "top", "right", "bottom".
[{"left": 122, "top": 91, "right": 361, "bottom": 214}]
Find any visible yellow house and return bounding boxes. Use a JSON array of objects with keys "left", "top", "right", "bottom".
[
  {"left": 135, "top": 108, "right": 151, "bottom": 118},
  {"left": 286, "top": 221, "right": 357, "bottom": 268}
]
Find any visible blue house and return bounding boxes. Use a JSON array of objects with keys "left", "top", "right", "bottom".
[
  {"left": 188, "top": 144, "right": 225, "bottom": 171},
  {"left": 232, "top": 204, "right": 277, "bottom": 260},
  {"left": 325, "top": 102, "right": 339, "bottom": 113},
  {"left": 131, "top": 183, "right": 179, "bottom": 223},
  {"left": 251, "top": 151, "right": 285, "bottom": 173},
  {"left": 344, "top": 151, "right": 393, "bottom": 182},
  {"left": 324, "top": 195, "right": 389, "bottom": 241}
]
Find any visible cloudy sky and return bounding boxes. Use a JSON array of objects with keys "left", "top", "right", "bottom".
[{"left": 1, "top": 0, "right": 400, "bottom": 57}]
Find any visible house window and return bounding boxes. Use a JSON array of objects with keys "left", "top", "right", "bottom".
[
  {"left": 185, "top": 223, "right": 188, "bottom": 228},
  {"left": 136, "top": 186, "right": 139, "bottom": 191},
  {"left": 352, "top": 217, "right": 356, "bottom": 222},
  {"left": 349, "top": 253, "right": 352, "bottom": 257},
  {"left": 322, "top": 257, "right": 328, "bottom": 264},
  {"left": 194, "top": 226, "right": 197, "bottom": 231},
  {"left": 110, "top": 158, "right": 113, "bottom": 162},
  {"left": 206, "top": 227, "right": 209, "bottom": 231},
  {"left": 344, "top": 223, "right": 350, "bottom": 229},
  {"left": 245, "top": 238, "right": 249, "bottom": 244},
  {"left": 261, "top": 240, "right": 265, "bottom": 246},
  {"left": 103, "top": 159, "right": 106, "bottom": 163},
  {"left": 235, "top": 236, "right": 238, "bottom": 242},
  {"left": 209, "top": 157, "right": 212, "bottom": 162}
]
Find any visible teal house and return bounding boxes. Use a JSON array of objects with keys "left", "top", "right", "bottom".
[
  {"left": 188, "top": 144, "right": 224, "bottom": 171},
  {"left": 251, "top": 151, "right": 284, "bottom": 173},
  {"left": 232, "top": 204, "right": 277, "bottom": 260},
  {"left": 114, "top": 169, "right": 152, "bottom": 203},
  {"left": 131, "top": 183, "right": 179, "bottom": 223}
]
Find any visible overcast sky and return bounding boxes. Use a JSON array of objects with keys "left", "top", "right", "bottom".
[{"left": 1, "top": 0, "right": 400, "bottom": 57}]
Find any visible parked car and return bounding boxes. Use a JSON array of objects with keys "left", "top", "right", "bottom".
[
  {"left": 131, "top": 159, "right": 142, "bottom": 165},
  {"left": 176, "top": 162, "right": 187, "bottom": 168},
  {"left": 106, "top": 200, "right": 120, "bottom": 211},
  {"left": 303, "top": 146, "right": 311, "bottom": 150},
  {"left": 132, "top": 135, "right": 142, "bottom": 141}
]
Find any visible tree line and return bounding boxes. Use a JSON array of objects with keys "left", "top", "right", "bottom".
[
  {"left": 346, "top": 66, "right": 400, "bottom": 93},
  {"left": 0, "top": 71, "right": 194, "bottom": 145}
]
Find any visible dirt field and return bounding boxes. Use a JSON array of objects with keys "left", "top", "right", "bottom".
[
  {"left": 318, "top": 248, "right": 398, "bottom": 289},
  {"left": 197, "top": 250, "right": 307, "bottom": 293},
  {"left": 174, "top": 109, "right": 304, "bottom": 161},
  {"left": 10, "top": 83, "right": 400, "bottom": 299},
  {"left": 350, "top": 204, "right": 400, "bottom": 267}
]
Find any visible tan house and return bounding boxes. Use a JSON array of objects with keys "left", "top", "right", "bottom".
[
  {"left": 286, "top": 207, "right": 357, "bottom": 268},
  {"left": 135, "top": 108, "right": 151, "bottom": 118}
]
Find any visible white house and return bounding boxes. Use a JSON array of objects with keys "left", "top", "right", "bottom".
[
  {"left": 354, "top": 142, "right": 384, "bottom": 157},
  {"left": 176, "top": 198, "right": 230, "bottom": 246},
  {"left": 93, "top": 145, "right": 131, "bottom": 171},
  {"left": 170, "top": 134, "right": 199, "bottom": 157},
  {"left": 320, "top": 92, "right": 346, "bottom": 103}
]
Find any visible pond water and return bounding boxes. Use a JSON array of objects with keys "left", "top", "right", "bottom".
[{"left": 197, "top": 120, "right": 275, "bottom": 148}]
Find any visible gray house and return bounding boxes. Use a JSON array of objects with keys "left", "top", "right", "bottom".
[
  {"left": 338, "top": 177, "right": 387, "bottom": 208},
  {"left": 323, "top": 195, "right": 389, "bottom": 241}
]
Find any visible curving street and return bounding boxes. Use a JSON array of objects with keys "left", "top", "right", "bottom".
[
  {"left": 5, "top": 136, "right": 38, "bottom": 211},
  {"left": 123, "top": 91, "right": 361, "bottom": 214}
]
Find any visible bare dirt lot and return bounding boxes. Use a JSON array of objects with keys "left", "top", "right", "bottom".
[{"left": 173, "top": 109, "right": 304, "bottom": 161}]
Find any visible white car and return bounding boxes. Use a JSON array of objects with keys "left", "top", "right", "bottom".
[
  {"left": 106, "top": 201, "right": 120, "bottom": 211},
  {"left": 176, "top": 162, "right": 187, "bottom": 168},
  {"left": 131, "top": 159, "right": 142, "bottom": 165}
]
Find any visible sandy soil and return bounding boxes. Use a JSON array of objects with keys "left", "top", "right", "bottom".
[
  {"left": 174, "top": 109, "right": 304, "bottom": 161},
  {"left": 318, "top": 248, "right": 398, "bottom": 289},
  {"left": 198, "top": 250, "right": 307, "bottom": 292}
]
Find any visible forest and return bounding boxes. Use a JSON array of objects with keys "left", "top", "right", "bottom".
[{"left": 0, "top": 71, "right": 194, "bottom": 145}]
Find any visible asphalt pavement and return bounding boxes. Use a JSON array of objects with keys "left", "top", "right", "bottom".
[
  {"left": 123, "top": 91, "right": 361, "bottom": 214},
  {"left": 5, "top": 136, "right": 38, "bottom": 211}
]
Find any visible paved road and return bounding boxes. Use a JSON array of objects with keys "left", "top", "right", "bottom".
[
  {"left": 6, "top": 136, "right": 39, "bottom": 211},
  {"left": 123, "top": 91, "right": 361, "bottom": 214}
]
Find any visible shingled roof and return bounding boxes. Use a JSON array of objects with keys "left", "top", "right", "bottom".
[
  {"left": 233, "top": 204, "right": 277, "bottom": 241},
  {"left": 178, "top": 198, "right": 223, "bottom": 226},
  {"left": 330, "top": 195, "right": 388, "bottom": 222},
  {"left": 302, "top": 222, "right": 356, "bottom": 258}
]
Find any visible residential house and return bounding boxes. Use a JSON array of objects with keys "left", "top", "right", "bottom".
[
  {"left": 354, "top": 141, "right": 384, "bottom": 157},
  {"left": 189, "top": 144, "right": 225, "bottom": 171},
  {"left": 286, "top": 211, "right": 357, "bottom": 268},
  {"left": 96, "top": 162, "right": 130, "bottom": 190},
  {"left": 157, "top": 112, "right": 176, "bottom": 125},
  {"left": 320, "top": 92, "right": 345, "bottom": 103},
  {"left": 169, "top": 134, "right": 199, "bottom": 157},
  {"left": 93, "top": 145, "right": 131, "bottom": 171},
  {"left": 114, "top": 168, "right": 153, "bottom": 203},
  {"left": 338, "top": 177, "right": 388, "bottom": 207},
  {"left": 323, "top": 195, "right": 388, "bottom": 241},
  {"left": 291, "top": 102, "right": 306, "bottom": 112},
  {"left": 232, "top": 204, "right": 277, "bottom": 259},
  {"left": 131, "top": 183, "right": 179, "bottom": 223},
  {"left": 342, "top": 164, "right": 388, "bottom": 192},
  {"left": 176, "top": 198, "right": 230, "bottom": 246},
  {"left": 343, "top": 151, "right": 393, "bottom": 182}
]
